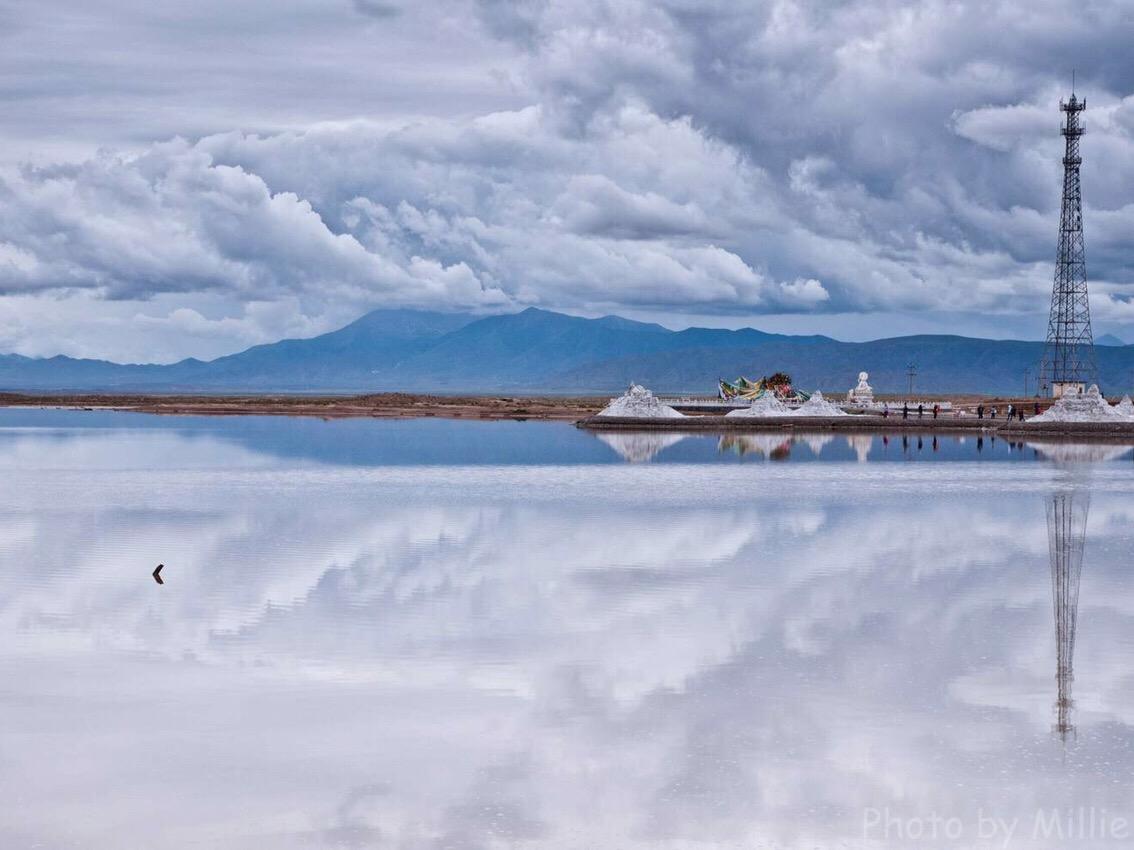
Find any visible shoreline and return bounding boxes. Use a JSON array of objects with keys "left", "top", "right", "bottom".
[
  {"left": 3, "top": 392, "right": 1134, "bottom": 440},
  {"left": 0, "top": 392, "right": 605, "bottom": 421}
]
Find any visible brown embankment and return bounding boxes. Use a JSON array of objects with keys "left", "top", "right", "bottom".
[
  {"left": 6, "top": 392, "right": 1134, "bottom": 439},
  {"left": 578, "top": 414, "right": 993, "bottom": 433},
  {"left": 998, "top": 420, "right": 1134, "bottom": 438},
  {"left": 582, "top": 393, "right": 1134, "bottom": 439},
  {"left": 580, "top": 413, "right": 1134, "bottom": 439},
  {"left": 0, "top": 392, "right": 605, "bottom": 420}
]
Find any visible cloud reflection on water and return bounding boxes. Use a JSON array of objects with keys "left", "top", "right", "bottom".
[{"left": 1, "top": 418, "right": 1133, "bottom": 847}]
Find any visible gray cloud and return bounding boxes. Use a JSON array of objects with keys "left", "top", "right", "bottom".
[
  {"left": 352, "top": 0, "right": 401, "bottom": 18},
  {"left": 0, "top": 0, "right": 1133, "bottom": 359}
]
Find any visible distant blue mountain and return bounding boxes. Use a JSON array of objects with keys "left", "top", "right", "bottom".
[
  {"left": 188, "top": 308, "right": 475, "bottom": 388},
  {"left": 1096, "top": 333, "right": 1126, "bottom": 346},
  {"left": 2, "top": 307, "right": 1133, "bottom": 395}
]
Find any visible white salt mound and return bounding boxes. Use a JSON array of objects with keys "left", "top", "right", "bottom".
[
  {"left": 1115, "top": 395, "right": 1134, "bottom": 419},
  {"left": 1028, "top": 384, "right": 1126, "bottom": 423},
  {"left": 726, "top": 392, "right": 792, "bottom": 417},
  {"left": 794, "top": 390, "right": 849, "bottom": 417},
  {"left": 596, "top": 384, "right": 685, "bottom": 418}
]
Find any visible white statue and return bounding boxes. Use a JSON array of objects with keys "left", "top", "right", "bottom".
[{"left": 847, "top": 370, "right": 874, "bottom": 403}]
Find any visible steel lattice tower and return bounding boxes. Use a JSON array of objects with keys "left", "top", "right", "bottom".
[
  {"left": 1046, "top": 491, "right": 1087, "bottom": 742},
  {"left": 1040, "top": 90, "right": 1096, "bottom": 396}
]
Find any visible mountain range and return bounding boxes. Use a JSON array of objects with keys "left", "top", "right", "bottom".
[{"left": 2, "top": 307, "right": 1133, "bottom": 395}]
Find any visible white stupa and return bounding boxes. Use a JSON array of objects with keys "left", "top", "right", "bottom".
[
  {"left": 846, "top": 371, "right": 874, "bottom": 404},
  {"left": 1115, "top": 395, "right": 1134, "bottom": 419},
  {"left": 596, "top": 384, "right": 685, "bottom": 419}
]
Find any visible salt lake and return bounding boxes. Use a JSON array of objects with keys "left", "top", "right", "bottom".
[{"left": 1, "top": 408, "right": 1133, "bottom": 848}]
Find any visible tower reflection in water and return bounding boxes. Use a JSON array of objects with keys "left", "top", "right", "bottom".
[
  {"left": 1046, "top": 489, "right": 1087, "bottom": 743},
  {"left": 1033, "top": 441, "right": 1131, "bottom": 744}
]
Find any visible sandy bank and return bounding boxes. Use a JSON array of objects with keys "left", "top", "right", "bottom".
[{"left": 0, "top": 392, "right": 605, "bottom": 421}]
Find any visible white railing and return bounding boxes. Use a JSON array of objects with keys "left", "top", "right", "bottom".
[
  {"left": 869, "top": 401, "right": 954, "bottom": 411},
  {"left": 659, "top": 396, "right": 750, "bottom": 407},
  {"left": 660, "top": 395, "right": 958, "bottom": 413}
]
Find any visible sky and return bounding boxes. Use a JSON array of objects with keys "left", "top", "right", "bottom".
[{"left": 0, "top": 0, "right": 1133, "bottom": 363}]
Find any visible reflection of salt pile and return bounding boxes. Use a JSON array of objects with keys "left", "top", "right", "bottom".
[
  {"left": 1029, "top": 442, "right": 1133, "bottom": 464},
  {"left": 725, "top": 393, "right": 792, "bottom": 417},
  {"left": 1028, "top": 385, "right": 1125, "bottom": 423},
  {"left": 719, "top": 434, "right": 792, "bottom": 458},
  {"left": 801, "top": 433, "right": 834, "bottom": 456},
  {"left": 845, "top": 434, "right": 872, "bottom": 463},
  {"left": 596, "top": 384, "right": 684, "bottom": 418},
  {"left": 1116, "top": 395, "right": 1134, "bottom": 419},
  {"left": 794, "top": 391, "right": 848, "bottom": 417},
  {"left": 597, "top": 432, "right": 687, "bottom": 463}
]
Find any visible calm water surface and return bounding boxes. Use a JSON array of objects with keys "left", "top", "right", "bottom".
[{"left": 2, "top": 409, "right": 1133, "bottom": 848}]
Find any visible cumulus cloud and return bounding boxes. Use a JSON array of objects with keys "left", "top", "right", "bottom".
[
  {"left": 779, "top": 277, "right": 830, "bottom": 305},
  {"left": 0, "top": 140, "right": 508, "bottom": 305},
  {"left": 0, "top": 0, "right": 1133, "bottom": 359}
]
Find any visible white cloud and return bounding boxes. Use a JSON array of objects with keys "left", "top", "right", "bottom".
[
  {"left": 779, "top": 277, "right": 830, "bottom": 305},
  {"left": 0, "top": 140, "right": 508, "bottom": 307}
]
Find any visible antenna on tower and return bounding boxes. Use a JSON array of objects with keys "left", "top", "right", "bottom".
[{"left": 1039, "top": 86, "right": 1096, "bottom": 396}]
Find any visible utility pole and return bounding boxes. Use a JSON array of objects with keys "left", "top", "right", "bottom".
[
  {"left": 1039, "top": 85, "right": 1096, "bottom": 397},
  {"left": 1024, "top": 367, "right": 1031, "bottom": 397},
  {"left": 906, "top": 363, "right": 917, "bottom": 397}
]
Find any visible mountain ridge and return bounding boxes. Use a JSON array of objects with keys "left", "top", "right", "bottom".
[{"left": 2, "top": 307, "right": 1132, "bottom": 394}]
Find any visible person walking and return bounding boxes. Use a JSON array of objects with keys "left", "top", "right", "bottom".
[
  {"left": 977, "top": 403, "right": 984, "bottom": 419},
  {"left": 903, "top": 403, "right": 909, "bottom": 420},
  {"left": 933, "top": 403, "right": 940, "bottom": 420},
  {"left": 990, "top": 406, "right": 998, "bottom": 420},
  {"left": 1034, "top": 401, "right": 1041, "bottom": 417},
  {"left": 917, "top": 403, "right": 924, "bottom": 418},
  {"left": 1007, "top": 404, "right": 1015, "bottom": 421}
]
